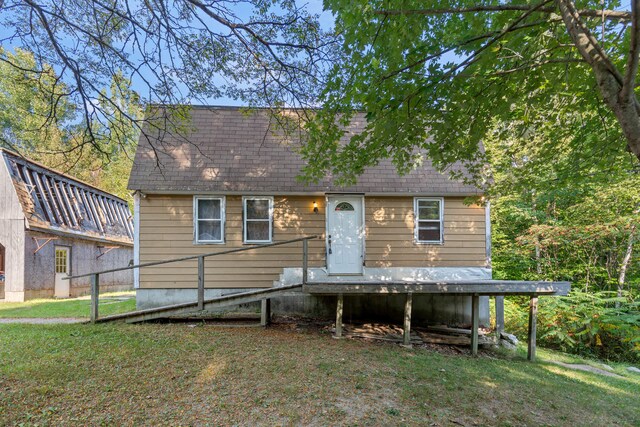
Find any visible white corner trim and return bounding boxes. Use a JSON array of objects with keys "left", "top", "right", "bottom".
[{"left": 133, "top": 192, "right": 140, "bottom": 289}]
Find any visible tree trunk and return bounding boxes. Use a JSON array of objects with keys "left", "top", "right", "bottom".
[
  {"left": 617, "top": 225, "right": 636, "bottom": 307},
  {"left": 556, "top": 0, "right": 640, "bottom": 162}
]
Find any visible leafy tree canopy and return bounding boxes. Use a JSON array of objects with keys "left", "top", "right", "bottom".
[
  {"left": 0, "top": 48, "right": 141, "bottom": 200},
  {"left": 302, "top": 0, "right": 640, "bottom": 186},
  {"left": 0, "top": 47, "right": 75, "bottom": 155}
]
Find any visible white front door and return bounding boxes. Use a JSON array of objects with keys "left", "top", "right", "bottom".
[
  {"left": 327, "top": 196, "right": 364, "bottom": 275},
  {"left": 54, "top": 246, "right": 70, "bottom": 298}
]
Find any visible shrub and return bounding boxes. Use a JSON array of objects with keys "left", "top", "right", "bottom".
[{"left": 504, "top": 291, "right": 640, "bottom": 363}]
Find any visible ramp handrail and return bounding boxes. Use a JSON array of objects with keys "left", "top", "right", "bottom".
[{"left": 64, "top": 235, "right": 319, "bottom": 322}]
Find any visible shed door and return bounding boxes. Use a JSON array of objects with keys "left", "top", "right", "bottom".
[
  {"left": 54, "top": 246, "right": 70, "bottom": 298},
  {"left": 327, "top": 196, "right": 364, "bottom": 275}
]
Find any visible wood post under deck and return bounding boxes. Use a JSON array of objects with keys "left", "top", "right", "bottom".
[
  {"left": 403, "top": 293, "right": 413, "bottom": 347},
  {"left": 334, "top": 294, "right": 344, "bottom": 338},
  {"left": 260, "top": 298, "right": 271, "bottom": 327},
  {"left": 528, "top": 296, "right": 538, "bottom": 361},
  {"left": 471, "top": 294, "right": 480, "bottom": 356},
  {"left": 495, "top": 296, "right": 505, "bottom": 335}
]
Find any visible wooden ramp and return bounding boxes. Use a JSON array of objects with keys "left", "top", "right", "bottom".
[{"left": 95, "top": 284, "right": 304, "bottom": 324}]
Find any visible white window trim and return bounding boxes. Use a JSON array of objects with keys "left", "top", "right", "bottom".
[
  {"left": 193, "top": 196, "right": 225, "bottom": 244},
  {"left": 414, "top": 197, "right": 444, "bottom": 244},
  {"left": 243, "top": 196, "right": 274, "bottom": 244}
]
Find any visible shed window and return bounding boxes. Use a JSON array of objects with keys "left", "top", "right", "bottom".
[
  {"left": 243, "top": 197, "right": 273, "bottom": 243},
  {"left": 55, "top": 248, "right": 68, "bottom": 273},
  {"left": 414, "top": 198, "right": 443, "bottom": 244},
  {"left": 194, "top": 197, "right": 225, "bottom": 243}
]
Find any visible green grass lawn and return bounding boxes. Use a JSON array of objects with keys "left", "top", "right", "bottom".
[
  {"left": 0, "top": 322, "right": 638, "bottom": 426},
  {"left": 0, "top": 291, "right": 136, "bottom": 319}
]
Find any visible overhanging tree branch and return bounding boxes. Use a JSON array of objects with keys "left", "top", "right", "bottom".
[
  {"left": 492, "top": 58, "right": 585, "bottom": 76},
  {"left": 380, "top": 19, "right": 556, "bottom": 82},
  {"left": 374, "top": 5, "right": 632, "bottom": 22}
]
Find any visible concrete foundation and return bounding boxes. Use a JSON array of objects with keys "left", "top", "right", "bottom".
[{"left": 136, "top": 288, "right": 490, "bottom": 326}]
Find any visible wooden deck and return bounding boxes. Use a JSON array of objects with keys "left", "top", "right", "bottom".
[
  {"left": 91, "top": 279, "right": 568, "bottom": 362},
  {"left": 303, "top": 280, "right": 570, "bottom": 295},
  {"left": 304, "top": 280, "right": 570, "bottom": 361}
]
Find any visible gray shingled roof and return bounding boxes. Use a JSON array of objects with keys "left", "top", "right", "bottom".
[{"left": 128, "top": 106, "right": 482, "bottom": 195}]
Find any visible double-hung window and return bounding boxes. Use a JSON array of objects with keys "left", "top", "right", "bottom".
[
  {"left": 194, "top": 196, "right": 225, "bottom": 243},
  {"left": 414, "top": 198, "right": 443, "bottom": 244},
  {"left": 243, "top": 197, "right": 273, "bottom": 243}
]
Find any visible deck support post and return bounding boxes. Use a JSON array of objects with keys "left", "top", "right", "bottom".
[
  {"left": 260, "top": 298, "right": 271, "bottom": 327},
  {"left": 495, "top": 296, "right": 505, "bottom": 336},
  {"left": 528, "top": 295, "right": 538, "bottom": 361},
  {"left": 302, "top": 239, "right": 308, "bottom": 285},
  {"left": 403, "top": 293, "right": 413, "bottom": 347},
  {"left": 90, "top": 273, "right": 99, "bottom": 323},
  {"left": 471, "top": 294, "right": 480, "bottom": 356},
  {"left": 334, "top": 294, "right": 344, "bottom": 338},
  {"left": 197, "top": 256, "right": 205, "bottom": 311}
]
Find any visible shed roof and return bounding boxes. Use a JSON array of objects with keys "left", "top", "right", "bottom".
[
  {"left": 128, "top": 106, "right": 482, "bottom": 195},
  {"left": 1, "top": 149, "right": 134, "bottom": 246}
]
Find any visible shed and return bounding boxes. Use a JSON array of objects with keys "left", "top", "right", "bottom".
[{"left": 0, "top": 148, "right": 134, "bottom": 301}]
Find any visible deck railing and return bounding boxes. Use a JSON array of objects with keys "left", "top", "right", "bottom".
[{"left": 64, "top": 235, "right": 319, "bottom": 323}]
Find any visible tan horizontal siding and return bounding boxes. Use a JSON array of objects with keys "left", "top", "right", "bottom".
[
  {"left": 138, "top": 195, "right": 487, "bottom": 289},
  {"left": 139, "top": 195, "right": 326, "bottom": 289},
  {"left": 364, "top": 197, "right": 486, "bottom": 268}
]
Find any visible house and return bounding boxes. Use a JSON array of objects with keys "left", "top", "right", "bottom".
[
  {"left": 128, "top": 106, "right": 492, "bottom": 324},
  {"left": 0, "top": 149, "right": 134, "bottom": 301}
]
